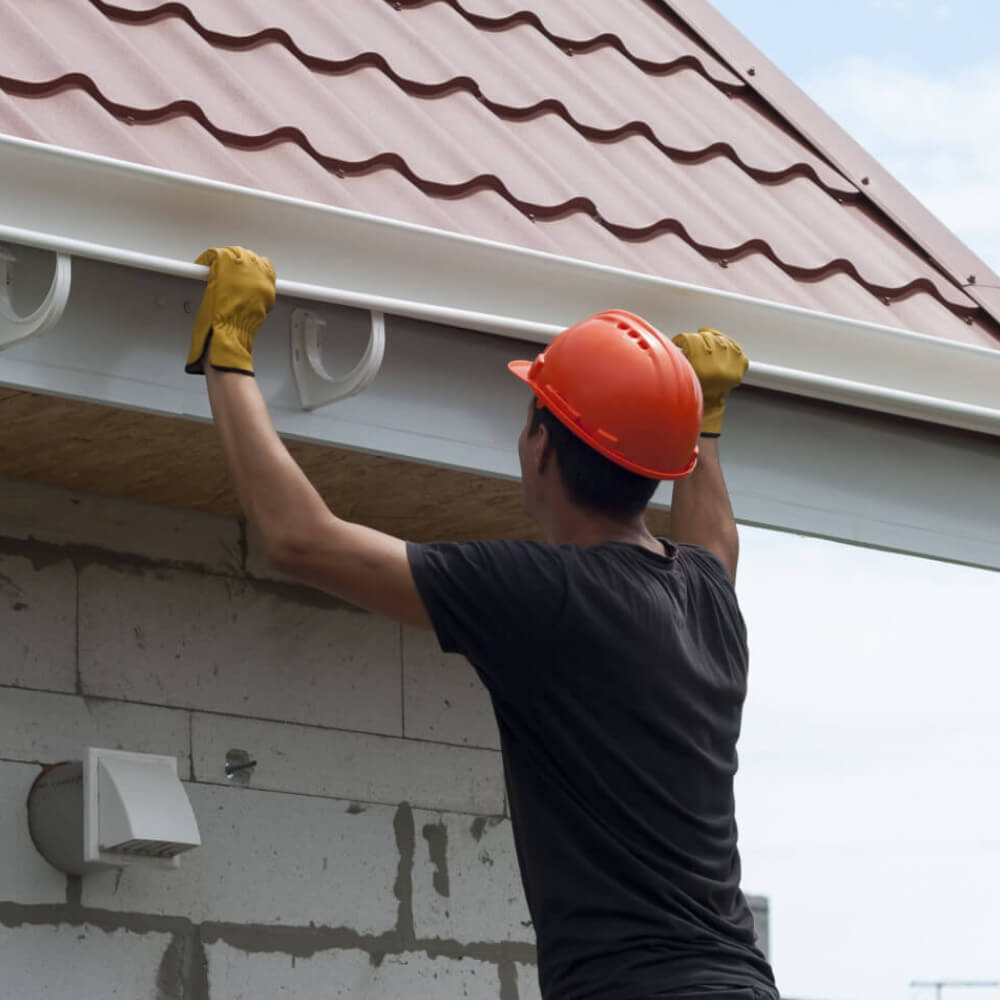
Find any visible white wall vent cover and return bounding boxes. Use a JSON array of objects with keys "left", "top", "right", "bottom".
[{"left": 84, "top": 747, "right": 201, "bottom": 869}]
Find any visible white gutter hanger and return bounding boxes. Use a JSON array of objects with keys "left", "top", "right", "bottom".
[
  {"left": 290, "top": 307, "right": 385, "bottom": 409},
  {"left": 0, "top": 247, "right": 72, "bottom": 350}
]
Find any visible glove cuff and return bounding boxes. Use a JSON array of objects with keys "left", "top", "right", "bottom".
[
  {"left": 208, "top": 323, "right": 255, "bottom": 376},
  {"left": 184, "top": 328, "right": 255, "bottom": 376},
  {"left": 700, "top": 399, "right": 726, "bottom": 436},
  {"left": 185, "top": 327, "right": 210, "bottom": 375}
]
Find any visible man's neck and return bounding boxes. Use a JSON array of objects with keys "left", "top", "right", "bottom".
[{"left": 544, "top": 512, "right": 664, "bottom": 555}]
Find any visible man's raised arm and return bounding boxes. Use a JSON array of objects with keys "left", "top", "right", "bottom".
[{"left": 668, "top": 330, "right": 748, "bottom": 581}]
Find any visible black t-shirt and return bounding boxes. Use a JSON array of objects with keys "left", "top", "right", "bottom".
[{"left": 407, "top": 537, "right": 778, "bottom": 1000}]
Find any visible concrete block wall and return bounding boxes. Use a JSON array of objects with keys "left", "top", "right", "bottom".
[
  {"left": 0, "top": 475, "right": 770, "bottom": 999},
  {"left": 0, "top": 476, "right": 533, "bottom": 1000}
]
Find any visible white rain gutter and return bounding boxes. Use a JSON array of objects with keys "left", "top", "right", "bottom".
[{"left": 1, "top": 134, "right": 999, "bottom": 436}]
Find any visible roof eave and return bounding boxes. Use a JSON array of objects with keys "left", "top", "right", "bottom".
[{"left": 2, "top": 134, "right": 999, "bottom": 437}]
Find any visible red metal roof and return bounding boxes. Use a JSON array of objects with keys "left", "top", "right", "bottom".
[{"left": 2, "top": 0, "right": 998, "bottom": 348}]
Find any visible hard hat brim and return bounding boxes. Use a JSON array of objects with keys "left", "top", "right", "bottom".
[{"left": 508, "top": 360, "right": 532, "bottom": 382}]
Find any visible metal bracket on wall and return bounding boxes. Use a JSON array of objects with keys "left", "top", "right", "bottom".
[
  {"left": 0, "top": 247, "right": 73, "bottom": 350},
  {"left": 290, "top": 307, "right": 386, "bottom": 411}
]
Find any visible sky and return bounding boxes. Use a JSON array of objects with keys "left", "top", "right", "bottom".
[
  {"left": 704, "top": 4, "right": 1000, "bottom": 998},
  {"left": 734, "top": 529, "right": 999, "bottom": 1000}
]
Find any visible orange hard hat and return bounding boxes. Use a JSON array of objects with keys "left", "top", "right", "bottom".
[{"left": 508, "top": 310, "right": 702, "bottom": 480}]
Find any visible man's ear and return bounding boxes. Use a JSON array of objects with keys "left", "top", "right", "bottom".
[{"left": 534, "top": 421, "right": 554, "bottom": 476}]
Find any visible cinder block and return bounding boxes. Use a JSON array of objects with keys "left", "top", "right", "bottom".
[
  {"left": 412, "top": 810, "right": 533, "bottom": 945},
  {"left": 207, "top": 944, "right": 372, "bottom": 1000},
  {"left": 0, "top": 688, "right": 191, "bottom": 776},
  {"left": 0, "top": 552, "right": 76, "bottom": 692},
  {"left": 192, "top": 714, "right": 505, "bottom": 815},
  {"left": 83, "top": 782, "right": 398, "bottom": 934},
  {"left": 403, "top": 627, "right": 500, "bottom": 750},
  {"left": 0, "top": 923, "right": 175, "bottom": 999},
  {"left": 0, "top": 762, "right": 67, "bottom": 902},
  {"left": 0, "top": 474, "right": 241, "bottom": 573},
  {"left": 518, "top": 963, "right": 542, "bottom": 1000},
  {"left": 207, "top": 942, "right": 501, "bottom": 1000},
  {"left": 79, "top": 563, "right": 402, "bottom": 735}
]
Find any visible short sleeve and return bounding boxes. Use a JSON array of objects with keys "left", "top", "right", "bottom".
[
  {"left": 407, "top": 539, "right": 568, "bottom": 700},
  {"left": 676, "top": 543, "right": 748, "bottom": 652}
]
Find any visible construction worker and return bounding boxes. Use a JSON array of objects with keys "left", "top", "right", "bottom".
[{"left": 187, "top": 247, "right": 779, "bottom": 1000}]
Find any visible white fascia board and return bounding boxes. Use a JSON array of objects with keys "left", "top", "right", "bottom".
[{"left": 1, "top": 135, "right": 999, "bottom": 436}]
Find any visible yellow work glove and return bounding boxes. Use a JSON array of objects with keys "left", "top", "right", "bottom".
[
  {"left": 671, "top": 328, "right": 749, "bottom": 436},
  {"left": 185, "top": 246, "right": 276, "bottom": 376}
]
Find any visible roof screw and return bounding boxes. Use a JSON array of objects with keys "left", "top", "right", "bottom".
[
  {"left": 565, "top": 48, "right": 574, "bottom": 56},
  {"left": 861, "top": 176, "right": 871, "bottom": 185},
  {"left": 125, "top": 115, "right": 135, "bottom": 126},
  {"left": 881, "top": 296, "right": 891, "bottom": 305},
  {"left": 747, "top": 67, "right": 756, "bottom": 76},
  {"left": 964, "top": 316, "right": 974, "bottom": 325},
  {"left": 967, "top": 274, "right": 977, "bottom": 284},
  {"left": 527, "top": 212, "right": 536, "bottom": 222},
  {"left": 719, "top": 259, "right": 729, "bottom": 269}
]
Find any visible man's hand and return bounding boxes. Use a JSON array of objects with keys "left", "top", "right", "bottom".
[
  {"left": 671, "top": 329, "right": 748, "bottom": 436},
  {"left": 186, "top": 246, "right": 276, "bottom": 376}
]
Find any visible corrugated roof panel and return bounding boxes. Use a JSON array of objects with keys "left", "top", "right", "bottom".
[
  {"left": 213, "top": 1, "right": 840, "bottom": 191},
  {"left": 1, "top": 0, "right": 997, "bottom": 350},
  {"left": 91, "top": 0, "right": 854, "bottom": 198},
  {"left": 398, "top": 0, "right": 745, "bottom": 84},
  {"left": 6, "top": 4, "right": 973, "bottom": 305},
  {"left": 0, "top": 87, "right": 547, "bottom": 245}
]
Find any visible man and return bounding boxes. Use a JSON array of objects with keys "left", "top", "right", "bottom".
[{"left": 187, "top": 247, "right": 779, "bottom": 1000}]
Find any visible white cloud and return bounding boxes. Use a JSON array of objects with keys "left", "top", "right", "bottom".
[{"left": 805, "top": 58, "right": 1000, "bottom": 275}]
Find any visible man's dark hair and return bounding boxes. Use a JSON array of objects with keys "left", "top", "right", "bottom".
[{"left": 529, "top": 403, "right": 658, "bottom": 519}]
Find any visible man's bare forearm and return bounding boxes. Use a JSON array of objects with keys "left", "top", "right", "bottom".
[
  {"left": 669, "top": 437, "right": 739, "bottom": 580},
  {"left": 204, "top": 368, "right": 333, "bottom": 556}
]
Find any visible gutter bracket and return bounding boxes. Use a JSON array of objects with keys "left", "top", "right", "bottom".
[
  {"left": 0, "top": 248, "right": 73, "bottom": 350},
  {"left": 290, "top": 307, "right": 386, "bottom": 411}
]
